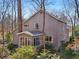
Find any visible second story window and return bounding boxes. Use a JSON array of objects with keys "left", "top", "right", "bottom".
[
  {"left": 24, "top": 24, "right": 29, "bottom": 27},
  {"left": 35, "top": 23, "right": 39, "bottom": 29}
]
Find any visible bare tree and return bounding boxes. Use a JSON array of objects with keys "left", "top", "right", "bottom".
[
  {"left": 32, "top": 0, "right": 46, "bottom": 53},
  {"left": 0, "top": 0, "right": 18, "bottom": 58},
  {"left": 62, "top": 0, "right": 78, "bottom": 40},
  {"left": 0, "top": 0, "right": 11, "bottom": 58},
  {"left": 74, "top": 0, "right": 79, "bottom": 18}
]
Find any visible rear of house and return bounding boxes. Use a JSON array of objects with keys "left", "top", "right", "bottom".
[{"left": 13, "top": 10, "right": 69, "bottom": 49}]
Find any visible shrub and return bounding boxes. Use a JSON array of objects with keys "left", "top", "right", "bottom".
[
  {"left": 0, "top": 45, "right": 9, "bottom": 58},
  {"left": 75, "top": 31, "right": 79, "bottom": 37},
  {"left": 59, "top": 42, "right": 69, "bottom": 52},
  {"left": 63, "top": 49, "right": 76, "bottom": 59},
  {"left": 37, "top": 42, "right": 56, "bottom": 54},
  {"left": 5, "top": 32, "right": 13, "bottom": 43},
  {"left": 69, "top": 36, "right": 74, "bottom": 43},
  {"left": 9, "top": 46, "right": 36, "bottom": 59},
  {"left": 7, "top": 43, "right": 18, "bottom": 52},
  {"left": 36, "top": 49, "right": 60, "bottom": 59}
]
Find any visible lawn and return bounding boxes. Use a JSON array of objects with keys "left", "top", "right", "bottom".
[{"left": 71, "top": 56, "right": 79, "bottom": 59}]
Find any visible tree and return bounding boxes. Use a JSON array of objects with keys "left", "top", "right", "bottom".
[
  {"left": 74, "top": 0, "right": 79, "bottom": 18},
  {"left": 74, "top": 25, "right": 79, "bottom": 37},
  {"left": 5, "top": 32, "right": 13, "bottom": 43},
  {"left": 9, "top": 46, "right": 36, "bottom": 59},
  {"left": 0, "top": 45, "right": 9, "bottom": 59},
  {"left": 17, "top": 0, "right": 23, "bottom": 32},
  {"left": 0, "top": 0, "right": 11, "bottom": 59},
  {"left": 62, "top": 0, "right": 77, "bottom": 40},
  {"left": 64, "top": 0, "right": 79, "bottom": 18},
  {"left": 0, "top": 0, "right": 17, "bottom": 59}
]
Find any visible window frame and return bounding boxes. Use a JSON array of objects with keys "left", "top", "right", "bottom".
[
  {"left": 35, "top": 23, "right": 39, "bottom": 29},
  {"left": 45, "top": 36, "right": 52, "bottom": 42}
]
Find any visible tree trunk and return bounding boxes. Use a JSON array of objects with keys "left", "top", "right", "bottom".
[
  {"left": 17, "top": 0, "right": 22, "bottom": 32},
  {"left": 75, "top": 0, "right": 79, "bottom": 18},
  {"left": 42, "top": 0, "right": 46, "bottom": 53}
]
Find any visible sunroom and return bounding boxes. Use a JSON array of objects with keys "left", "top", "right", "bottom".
[{"left": 17, "top": 31, "right": 43, "bottom": 47}]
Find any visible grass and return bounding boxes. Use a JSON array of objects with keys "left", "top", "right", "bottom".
[{"left": 71, "top": 56, "right": 79, "bottom": 59}]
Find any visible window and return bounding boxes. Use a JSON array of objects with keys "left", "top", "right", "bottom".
[
  {"left": 49, "top": 36, "right": 52, "bottom": 41},
  {"left": 20, "top": 37, "right": 24, "bottom": 46},
  {"left": 45, "top": 36, "right": 52, "bottom": 42},
  {"left": 24, "top": 24, "right": 29, "bottom": 27},
  {"left": 34, "top": 38, "right": 36, "bottom": 46},
  {"left": 45, "top": 36, "right": 49, "bottom": 41},
  {"left": 20, "top": 37, "right": 23, "bottom": 45},
  {"left": 25, "top": 38, "right": 28, "bottom": 45},
  {"left": 35, "top": 23, "right": 39, "bottom": 29},
  {"left": 34, "top": 37, "right": 40, "bottom": 46}
]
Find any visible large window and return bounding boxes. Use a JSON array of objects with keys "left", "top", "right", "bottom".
[
  {"left": 34, "top": 37, "right": 40, "bottom": 46},
  {"left": 25, "top": 38, "right": 30, "bottom": 45},
  {"left": 20, "top": 37, "right": 24, "bottom": 46},
  {"left": 25, "top": 38, "right": 28, "bottom": 45}
]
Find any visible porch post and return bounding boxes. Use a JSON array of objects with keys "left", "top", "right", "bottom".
[
  {"left": 33, "top": 37, "right": 34, "bottom": 46},
  {"left": 19, "top": 37, "right": 21, "bottom": 47},
  {"left": 27, "top": 37, "right": 28, "bottom": 46},
  {"left": 24, "top": 37, "right": 25, "bottom": 46}
]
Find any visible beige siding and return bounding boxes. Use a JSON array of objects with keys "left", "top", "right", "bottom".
[{"left": 23, "top": 12, "right": 69, "bottom": 48}]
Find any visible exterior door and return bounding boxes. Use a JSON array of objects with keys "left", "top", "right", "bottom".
[{"left": 34, "top": 37, "right": 40, "bottom": 46}]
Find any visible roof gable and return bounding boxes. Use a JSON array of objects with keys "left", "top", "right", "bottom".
[{"left": 24, "top": 10, "right": 66, "bottom": 24}]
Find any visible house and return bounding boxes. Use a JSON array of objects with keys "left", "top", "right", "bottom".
[{"left": 13, "top": 10, "right": 69, "bottom": 49}]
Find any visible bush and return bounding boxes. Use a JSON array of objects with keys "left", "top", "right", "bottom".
[
  {"left": 75, "top": 31, "right": 79, "bottom": 37},
  {"left": 9, "top": 46, "right": 36, "bottom": 59},
  {"left": 36, "top": 49, "right": 60, "bottom": 59},
  {"left": 69, "top": 36, "right": 74, "bottom": 43},
  {"left": 0, "top": 46, "right": 9, "bottom": 58},
  {"left": 37, "top": 42, "right": 56, "bottom": 54},
  {"left": 63, "top": 49, "right": 76, "bottom": 59},
  {"left": 5, "top": 32, "right": 13, "bottom": 43},
  {"left": 59, "top": 42, "right": 69, "bottom": 52},
  {"left": 7, "top": 43, "right": 18, "bottom": 52}
]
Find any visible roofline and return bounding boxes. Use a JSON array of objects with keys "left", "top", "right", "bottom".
[
  {"left": 24, "top": 10, "right": 40, "bottom": 24},
  {"left": 17, "top": 31, "right": 43, "bottom": 36},
  {"left": 24, "top": 10, "right": 67, "bottom": 24},
  {"left": 46, "top": 12, "right": 67, "bottom": 24}
]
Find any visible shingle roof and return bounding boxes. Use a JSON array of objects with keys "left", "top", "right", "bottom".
[{"left": 17, "top": 31, "right": 43, "bottom": 36}]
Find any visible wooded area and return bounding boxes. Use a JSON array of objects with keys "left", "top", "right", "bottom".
[{"left": 0, "top": 0, "right": 79, "bottom": 59}]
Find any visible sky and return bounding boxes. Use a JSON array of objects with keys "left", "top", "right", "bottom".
[
  {"left": 0, "top": 0, "right": 74, "bottom": 20},
  {"left": 21, "top": 0, "right": 68, "bottom": 19}
]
